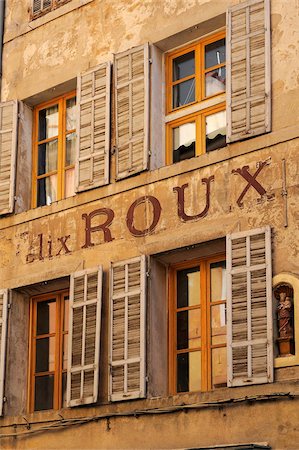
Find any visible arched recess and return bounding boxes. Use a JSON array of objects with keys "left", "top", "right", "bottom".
[{"left": 273, "top": 272, "right": 299, "bottom": 368}]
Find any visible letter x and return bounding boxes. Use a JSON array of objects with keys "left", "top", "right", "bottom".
[{"left": 232, "top": 161, "right": 272, "bottom": 208}]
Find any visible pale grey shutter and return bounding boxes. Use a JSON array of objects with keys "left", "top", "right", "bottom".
[
  {"left": 114, "top": 44, "right": 149, "bottom": 180},
  {"left": 67, "top": 267, "right": 102, "bottom": 406},
  {"left": 109, "top": 256, "right": 146, "bottom": 401},
  {"left": 0, "top": 101, "right": 18, "bottom": 215},
  {"left": 227, "top": 0, "right": 271, "bottom": 142},
  {"left": 0, "top": 290, "right": 8, "bottom": 416},
  {"left": 227, "top": 226, "right": 273, "bottom": 387},
  {"left": 32, "top": 0, "right": 51, "bottom": 14},
  {"left": 76, "top": 62, "right": 111, "bottom": 192}
]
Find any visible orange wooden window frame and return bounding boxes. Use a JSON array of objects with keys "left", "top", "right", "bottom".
[
  {"left": 31, "top": 91, "right": 76, "bottom": 208},
  {"left": 165, "top": 31, "right": 226, "bottom": 165},
  {"left": 28, "top": 290, "right": 69, "bottom": 412},
  {"left": 168, "top": 254, "right": 226, "bottom": 394}
]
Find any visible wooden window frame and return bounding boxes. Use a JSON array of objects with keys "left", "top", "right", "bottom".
[
  {"left": 32, "top": 91, "right": 76, "bottom": 208},
  {"left": 165, "top": 31, "right": 226, "bottom": 165},
  {"left": 28, "top": 290, "right": 69, "bottom": 412},
  {"left": 168, "top": 254, "right": 226, "bottom": 394}
]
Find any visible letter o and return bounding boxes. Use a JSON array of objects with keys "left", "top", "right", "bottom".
[{"left": 126, "top": 195, "right": 162, "bottom": 237}]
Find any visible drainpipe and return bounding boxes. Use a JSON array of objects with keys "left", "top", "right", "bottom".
[{"left": 0, "top": 0, "right": 5, "bottom": 101}]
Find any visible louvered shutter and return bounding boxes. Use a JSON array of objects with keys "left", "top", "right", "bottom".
[
  {"left": 109, "top": 256, "right": 146, "bottom": 401},
  {"left": 226, "top": 0, "right": 271, "bottom": 142},
  {"left": 0, "top": 101, "right": 18, "bottom": 215},
  {"left": 227, "top": 226, "right": 273, "bottom": 387},
  {"left": 114, "top": 44, "right": 149, "bottom": 180},
  {"left": 0, "top": 290, "right": 8, "bottom": 416},
  {"left": 32, "top": 0, "right": 51, "bottom": 14},
  {"left": 67, "top": 267, "right": 102, "bottom": 406},
  {"left": 76, "top": 62, "right": 111, "bottom": 192}
]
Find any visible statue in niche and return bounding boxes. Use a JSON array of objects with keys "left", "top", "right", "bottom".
[{"left": 274, "top": 284, "right": 295, "bottom": 356}]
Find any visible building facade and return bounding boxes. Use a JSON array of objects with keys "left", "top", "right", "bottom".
[{"left": 0, "top": 0, "right": 299, "bottom": 448}]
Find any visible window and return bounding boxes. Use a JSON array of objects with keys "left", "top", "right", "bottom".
[
  {"left": 169, "top": 255, "right": 227, "bottom": 394},
  {"left": 29, "top": 291, "right": 69, "bottom": 411},
  {"left": 165, "top": 32, "right": 226, "bottom": 164},
  {"left": 31, "top": 0, "right": 72, "bottom": 19},
  {"left": 32, "top": 92, "right": 76, "bottom": 207}
]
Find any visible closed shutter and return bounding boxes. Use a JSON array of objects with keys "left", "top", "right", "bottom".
[
  {"left": 227, "top": 226, "right": 273, "bottom": 387},
  {"left": 76, "top": 62, "right": 111, "bottom": 192},
  {"left": 0, "top": 290, "right": 8, "bottom": 416},
  {"left": 0, "top": 101, "right": 18, "bottom": 215},
  {"left": 32, "top": 0, "right": 51, "bottom": 14},
  {"left": 109, "top": 256, "right": 146, "bottom": 401},
  {"left": 226, "top": 0, "right": 271, "bottom": 142},
  {"left": 114, "top": 44, "right": 149, "bottom": 180},
  {"left": 67, "top": 267, "right": 102, "bottom": 406}
]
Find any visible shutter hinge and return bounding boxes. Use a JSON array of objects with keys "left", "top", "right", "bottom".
[
  {"left": 148, "top": 149, "right": 152, "bottom": 156},
  {"left": 3, "top": 396, "right": 7, "bottom": 403},
  {"left": 111, "top": 146, "right": 117, "bottom": 155},
  {"left": 146, "top": 270, "right": 150, "bottom": 278},
  {"left": 7, "top": 303, "right": 11, "bottom": 310},
  {"left": 149, "top": 58, "right": 153, "bottom": 64}
]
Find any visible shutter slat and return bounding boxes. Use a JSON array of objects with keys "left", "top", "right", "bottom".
[
  {"left": 227, "top": 0, "right": 271, "bottom": 142},
  {"left": 109, "top": 256, "right": 146, "bottom": 401},
  {"left": 0, "top": 289, "right": 8, "bottom": 416},
  {"left": 76, "top": 62, "right": 111, "bottom": 192},
  {"left": 227, "top": 226, "right": 273, "bottom": 387},
  {"left": 115, "top": 44, "right": 149, "bottom": 180},
  {"left": 0, "top": 101, "right": 18, "bottom": 215},
  {"left": 67, "top": 267, "right": 102, "bottom": 407}
]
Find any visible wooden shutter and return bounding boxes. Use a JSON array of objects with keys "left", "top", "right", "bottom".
[
  {"left": 76, "top": 62, "right": 111, "bottom": 192},
  {"left": 67, "top": 267, "right": 102, "bottom": 407},
  {"left": 109, "top": 256, "right": 146, "bottom": 401},
  {"left": 0, "top": 290, "right": 8, "bottom": 416},
  {"left": 227, "top": 226, "right": 273, "bottom": 387},
  {"left": 114, "top": 44, "right": 149, "bottom": 180},
  {"left": 226, "top": 0, "right": 271, "bottom": 142},
  {"left": 32, "top": 0, "right": 51, "bottom": 14},
  {"left": 0, "top": 101, "right": 18, "bottom": 215}
]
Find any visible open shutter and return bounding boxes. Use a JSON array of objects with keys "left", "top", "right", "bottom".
[
  {"left": 109, "top": 256, "right": 146, "bottom": 401},
  {"left": 114, "top": 44, "right": 149, "bottom": 180},
  {"left": 0, "top": 101, "right": 18, "bottom": 215},
  {"left": 76, "top": 62, "right": 111, "bottom": 192},
  {"left": 32, "top": 0, "right": 51, "bottom": 14},
  {"left": 0, "top": 290, "right": 8, "bottom": 416},
  {"left": 226, "top": 0, "right": 271, "bottom": 142},
  {"left": 67, "top": 267, "right": 102, "bottom": 407},
  {"left": 227, "top": 226, "right": 273, "bottom": 387}
]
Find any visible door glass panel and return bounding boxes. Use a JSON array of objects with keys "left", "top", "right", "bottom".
[
  {"left": 36, "top": 299, "right": 56, "bottom": 335},
  {"left": 173, "top": 78, "right": 195, "bottom": 108},
  {"left": 205, "top": 38, "right": 226, "bottom": 69},
  {"left": 35, "top": 337, "right": 55, "bottom": 372},
  {"left": 65, "top": 132, "right": 76, "bottom": 166},
  {"left": 37, "top": 174, "right": 57, "bottom": 206},
  {"left": 177, "top": 351, "right": 201, "bottom": 392},
  {"left": 212, "top": 347, "right": 227, "bottom": 388},
  {"left": 211, "top": 304, "right": 226, "bottom": 346},
  {"left": 177, "top": 309, "right": 201, "bottom": 350},
  {"left": 205, "top": 67, "right": 226, "bottom": 97},
  {"left": 177, "top": 267, "right": 200, "bottom": 308},
  {"left": 34, "top": 375, "right": 54, "bottom": 411},
  {"left": 205, "top": 110, "right": 226, "bottom": 152},
  {"left": 172, "top": 121, "right": 196, "bottom": 163},
  {"left": 210, "top": 261, "right": 226, "bottom": 302},
  {"left": 66, "top": 97, "right": 76, "bottom": 131},
  {"left": 39, "top": 104, "right": 59, "bottom": 140},
  {"left": 38, "top": 140, "right": 58, "bottom": 175},
  {"left": 173, "top": 51, "right": 195, "bottom": 81},
  {"left": 65, "top": 168, "right": 75, "bottom": 198}
]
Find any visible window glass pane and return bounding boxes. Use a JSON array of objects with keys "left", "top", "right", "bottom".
[
  {"left": 65, "top": 168, "right": 75, "bottom": 198},
  {"left": 65, "top": 132, "right": 76, "bottom": 166},
  {"left": 63, "top": 297, "right": 69, "bottom": 332},
  {"left": 35, "top": 337, "right": 55, "bottom": 372},
  {"left": 205, "top": 67, "right": 226, "bottom": 97},
  {"left": 173, "top": 78, "right": 195, "bottom": 109},
  {"left": 172, "top": 121, "right": 196, "bottom": 163},
  {"left": 177, "top": 267, "right": 200, "bottom": 308},
  {"left": 38, "top": 139, "right": 58, "bottom": 175},
  {"left": 63, "top": 335, "right": 68, "bottom": 370},
  {"left": 212, "top": 347, "right": 227, "bottom": 388},
  {"left": 177, "top": 351, "right": 201, "bottom": 392},
  {"left": 177, "top": 309, "right": 201, "bottom": 350},
  {"left": 62, "top": 372, "right": 67, "bottom": 407},
  {"left": 36, "top": 299, "right": 56, "bottom": 335},
  {"left": 205, "top": 110, "right": 226, "bottom": 152},
  {"left": 210, "top": 261, "right": 226, "bottom": 302},
  {"left": 211, "top": 304, "right": 227, "bottom": 346},
  {"left": 173, "top": 51, "right": 195, "bottom": 81},
  {"left": 34, "top": 375, "right": 54, "bottom": 411},
  {"left": 66, "top": 97, "right": 76, "bottom": 131},
  {"left": 38, "top": 104, "right": 58, "bottom": 141},
  {"left": 205, "top": 38, "right": 226, "bottom": 69},
  {"left": 37, "top": 174, "right": 57, "bottom": 206}
]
